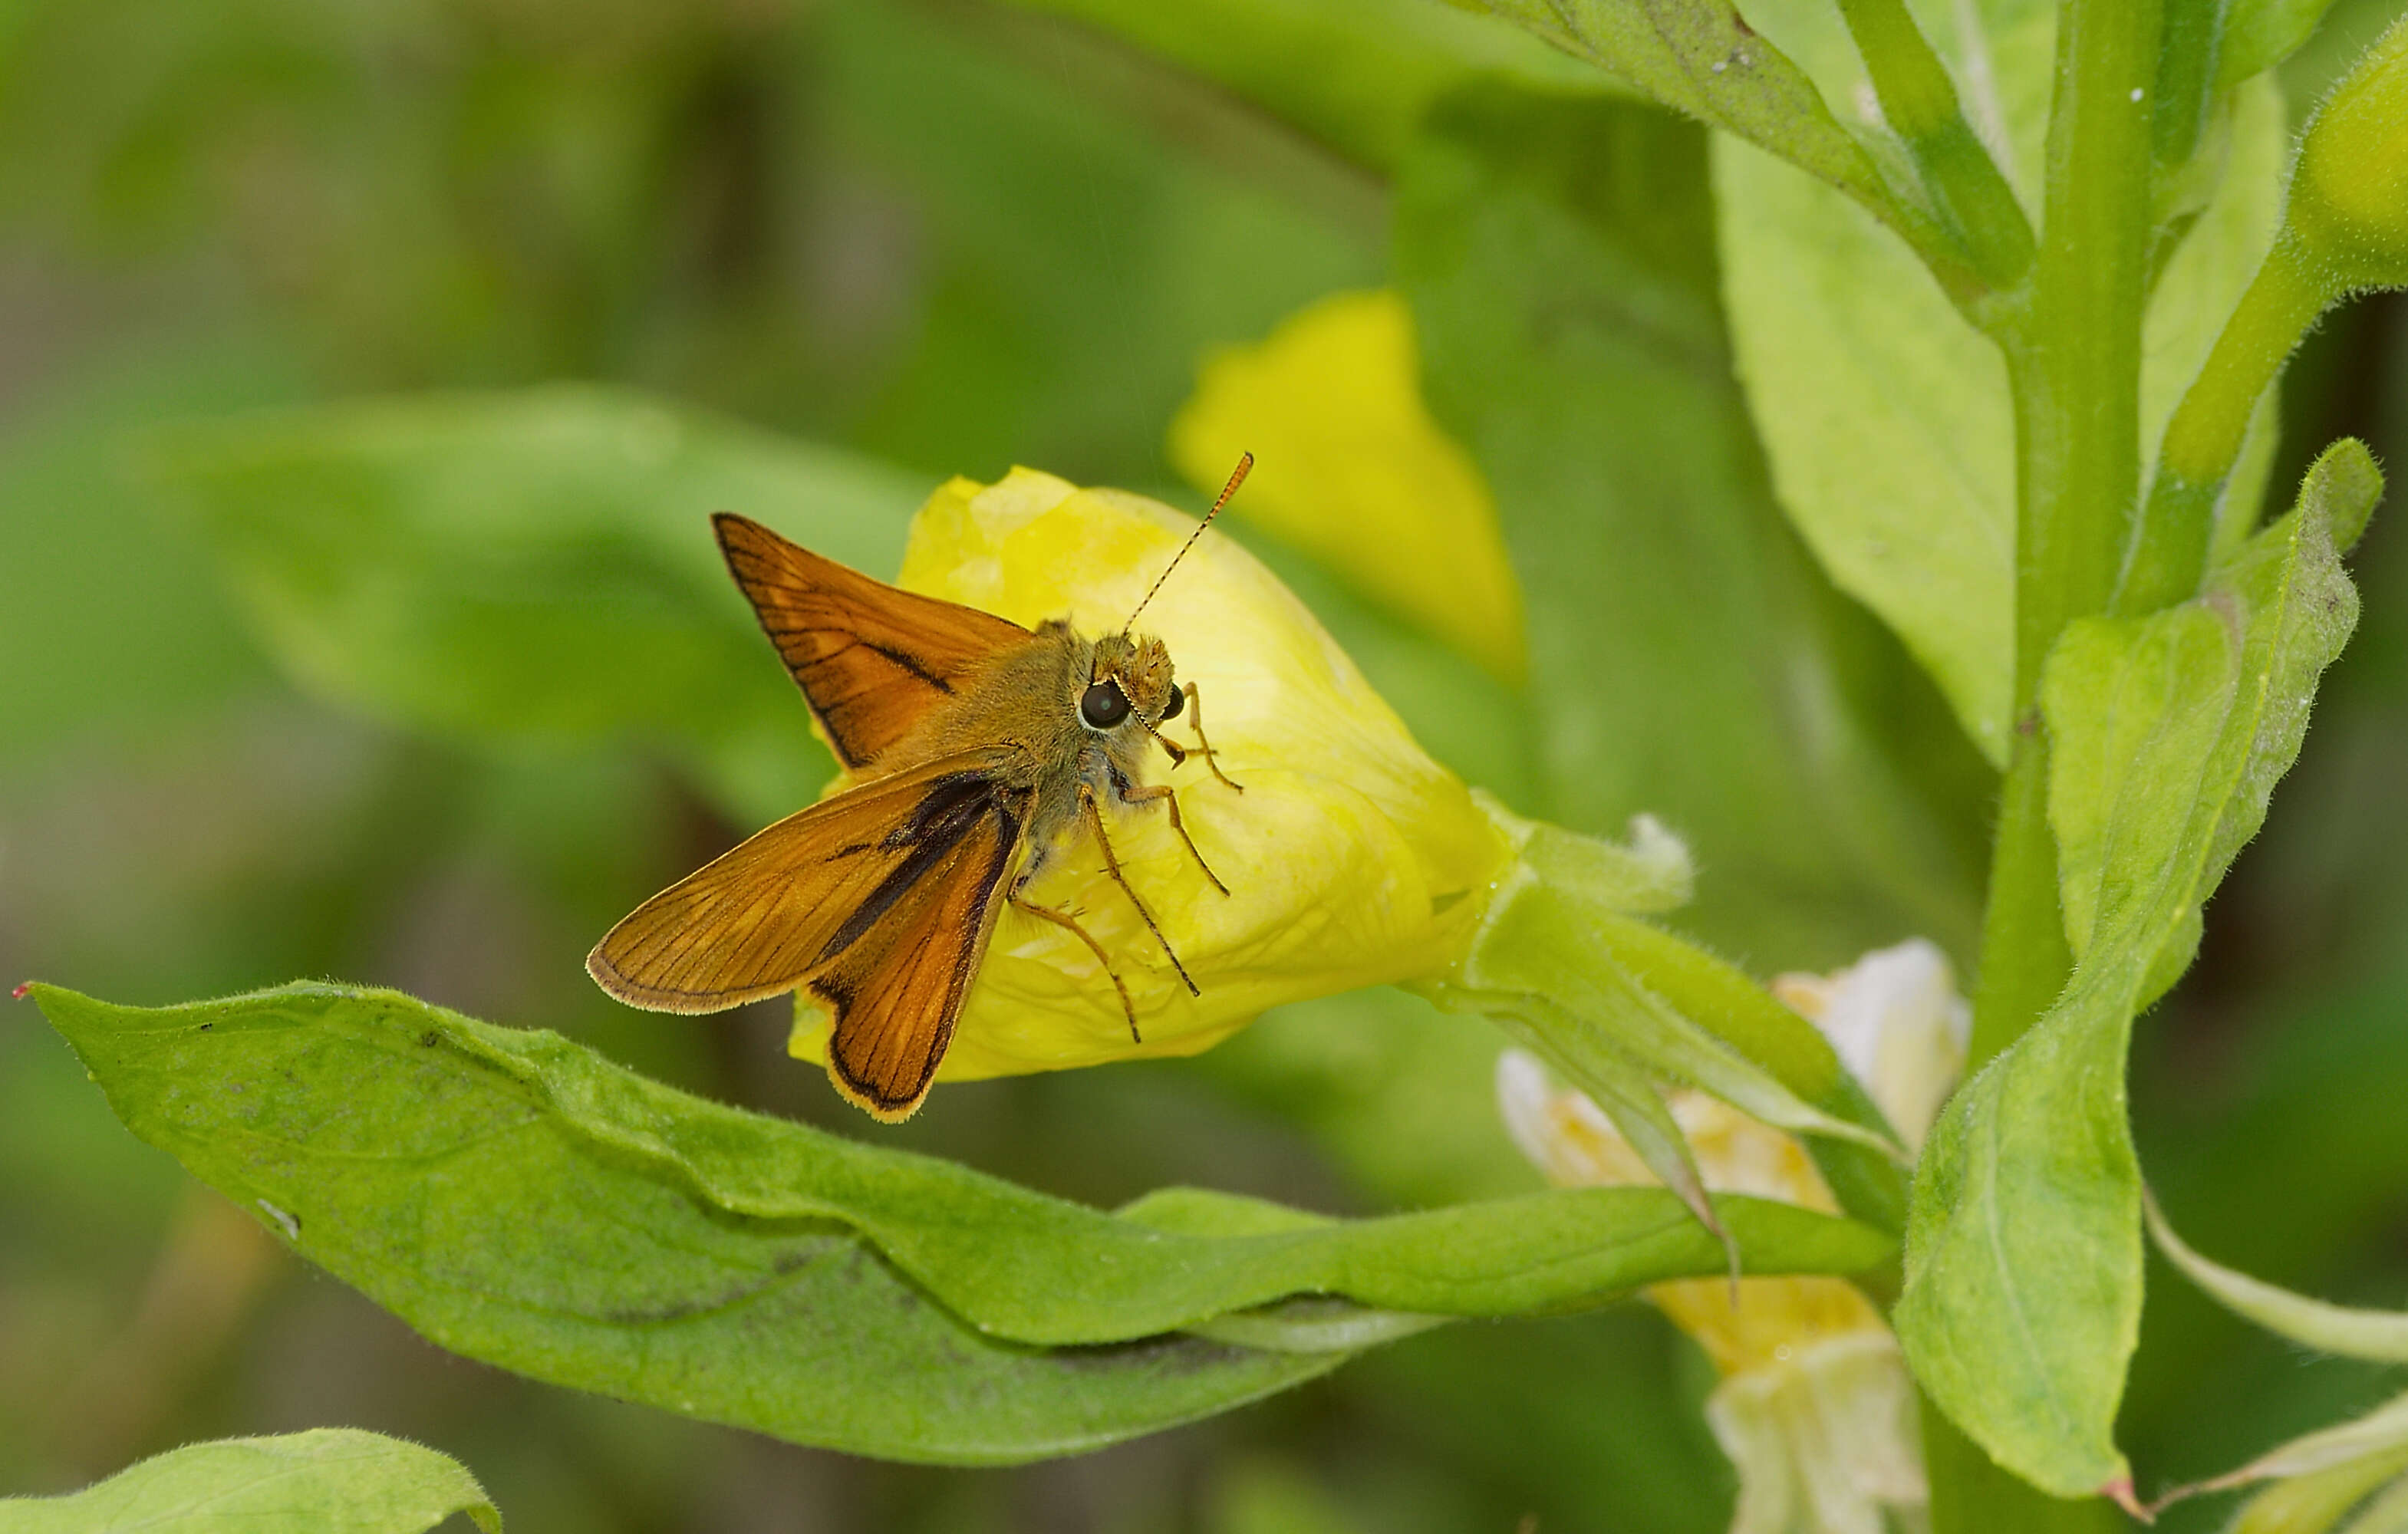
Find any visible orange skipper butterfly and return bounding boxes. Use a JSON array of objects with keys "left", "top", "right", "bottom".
[{"left": 588, "top": 457, "right": 1252, "bottom": 1120}]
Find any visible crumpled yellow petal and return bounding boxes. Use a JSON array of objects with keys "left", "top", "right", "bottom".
[
  {"left": 1168, "top": 288, "right": 1527, "bottom": 684},
  {"left": 789, "top": 466, "right": 1514, "bottom": 1082}
]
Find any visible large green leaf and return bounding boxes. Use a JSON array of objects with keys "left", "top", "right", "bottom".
[
  {"left": 1896, "top": 441, "right": 2378, "bottom": 1497},
  {"left": 0, "top": 1430, "right": 499, "bottom": 1534},
  {"left": 30, "top": 981, "right": 1891, "bottom": 1462},
  {"left": 1715, "top": 0, "right": 2289, "bottom": 763},
  {"left": 1396, "top": 86, "right": 1988, "bottom": 971},
  {"left": 150, "top": 386, "right": 930, "bottom": 828}
]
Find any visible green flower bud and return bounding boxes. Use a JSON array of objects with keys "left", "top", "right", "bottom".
[{"left": 2291, "top": 15, "right": 2408, "bottom": 293}]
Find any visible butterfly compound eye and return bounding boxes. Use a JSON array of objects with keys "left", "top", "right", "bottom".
[
  {"left": 1161, "top": 686, "right": 1184, "bottom": 720},
  {"left": 1080, "top": 681, "right": 1132, "bottom": 729}
]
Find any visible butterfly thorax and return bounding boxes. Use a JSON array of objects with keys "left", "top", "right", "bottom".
[{"left": 865, "top": 618, "right": 1177, "bottom": 881}]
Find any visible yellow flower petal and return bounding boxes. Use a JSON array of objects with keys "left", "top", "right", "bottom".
[
  {"left": 789, "top": 467, "right": 1514, "bottom": 1082},
  {"left": 1168, "top": 288, "right": 1527, "bottom": 684}
]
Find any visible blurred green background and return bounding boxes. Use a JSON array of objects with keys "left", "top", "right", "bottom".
[{"left": 1, "top": 2, "right": 2404, "bottom": 1529}]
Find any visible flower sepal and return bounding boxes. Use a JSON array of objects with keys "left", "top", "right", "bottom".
[{"left": 1418, "top": 800, "right": 1911, "bottom": 1251}]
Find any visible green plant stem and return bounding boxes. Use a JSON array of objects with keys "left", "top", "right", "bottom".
[
  {"left": 1968, "top": 736, "right": 2071, "bottom": 1068},
  {"left": 1970, "top": 0, "right": 2163, "bottom": 1071},
  {"left": 1951, "top": 1, "right": 2162, "bottom": 1521},
  {"left": 2113, "top": 236, "right": 2332, "bottom": 614},
  {"left": 1839, "top": 0, "right": 2036, "bottom": 291}
]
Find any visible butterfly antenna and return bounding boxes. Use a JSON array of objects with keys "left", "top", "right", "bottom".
[{"left": 1124, "top": 451, "right": 1251, "bottom": 636}]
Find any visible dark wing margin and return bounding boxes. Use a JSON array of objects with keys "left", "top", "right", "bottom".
[{"left": 713, "top": 512, "right": 1033, "bottom": 771}]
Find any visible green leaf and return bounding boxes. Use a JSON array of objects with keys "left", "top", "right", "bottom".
[
  {"left": 1464, "top": 0, "right": 1932, "bottom": 262},
  {"left": 0, "top": 1429, "right": 499, "bottom": 1534},
  {"left": 2222, "top": 0, "right": 2345, "bottom": 86},
  {"left": 1715, "top": 0, "right": 2290, "bottom": 764},
  {"left": 150, "top": 385, "right": 931, "bottom": 827},
  {"left": 2144, "top": 1188, "right": 2408, "bottom": 1362},
  {"left": 1396, "top": 86, "right": 1990, "bottom": 972},
  {"left": 1001, "top": 0, "right": 1621, "bottom": 173},
  {"left": 30, "top": 981, "right": 1892, "bottom": 1462},
  {"left": 2055, "top": 441, "right": 2376, "bottom": 995},
  {"left": 1896, "top": 440, "right": 2378, "bottom": 1497}
]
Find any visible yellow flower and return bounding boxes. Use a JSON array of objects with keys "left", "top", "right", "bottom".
[
  {"left": 1497, "top": 938, "right": 1972, "bottom": 1534},
  {"left": 787, "top": 467, "right": 1516, "bottom": 1082},
  {"left": 1168, "top": 288, "right": 1527, "bottom": 684}
]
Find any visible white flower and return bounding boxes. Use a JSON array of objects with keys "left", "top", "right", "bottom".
[
  {"left": 1771, "top": 938, "right": 1969, "bottom": 1152},
  {"left": 1497, "top": 937, "right": 1974, "bottom": 1534}
]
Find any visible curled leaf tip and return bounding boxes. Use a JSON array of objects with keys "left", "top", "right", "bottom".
[{"left": 10, "top": 981, "right": 28, "bottom": 1000}]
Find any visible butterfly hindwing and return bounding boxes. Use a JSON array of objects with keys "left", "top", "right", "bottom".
[
  {"left": 814, "top": 779, "right": 1026, "bottom": 1118},
  {"left": 713, "top": 513, "right": 1033, "bottom": 772},
  {"left": 586, "top": 751, "right": 1031, "bottom": 1118}
]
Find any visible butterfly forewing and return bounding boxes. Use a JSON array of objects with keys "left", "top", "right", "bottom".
[
  {"left": 586, "top": 749, "right": 1032, "bottom": 1109},
  {"left": 713, "top": 513, "right": 1033, "bottom": 772}
]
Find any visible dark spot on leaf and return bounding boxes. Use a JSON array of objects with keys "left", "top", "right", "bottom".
[
  {"left": 198, "top": 1022, "right": 213, "bottom": 1032},
  {"left": 420, "top": 1030, "right": 440, "bottom": 1047},
  {"left": 599, "top": 1242, "right": 835, "bottom": 1325},
  {"left": 1052, "top": 1332, "right": 1262, "bottom": 1378}
]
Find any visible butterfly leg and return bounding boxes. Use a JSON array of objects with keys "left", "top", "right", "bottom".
[
  {"left": 1178, "top": 682, "right": 1244, "bottom": 792},
  {"left": 1111, "top": 765, "right": 1229, "bottom": 897},
  {"left": 1010, "top": 892, "right": 1141, "bottom": 1042},
  {"left": 1079, "top": 782, "right": 1201, "bottom": 998}
]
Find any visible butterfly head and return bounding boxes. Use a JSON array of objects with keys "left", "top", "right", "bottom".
[
  {"left": 1079, "top": 450, "right": 1244, "bottom": 749},
  {"left": 1082, "top": 632, "right": 1181, "bottom": 733}
]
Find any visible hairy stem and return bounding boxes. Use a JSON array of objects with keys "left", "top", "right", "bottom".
[
  {"left": 1971, "top": 0, "right": 2163, "bottom": 1067},
  {"left": 2114, "top": 236, "right": 2331, "bottom": 614}
]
